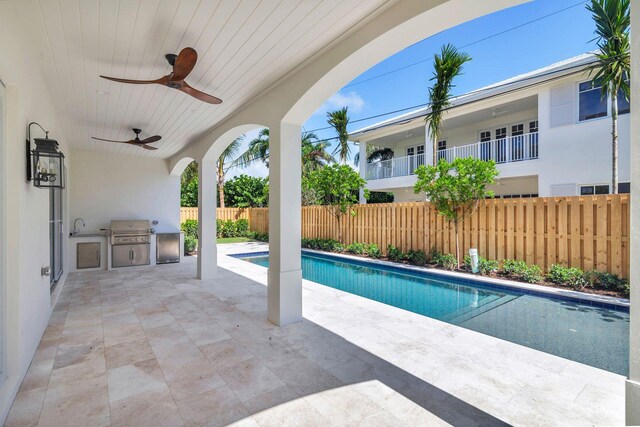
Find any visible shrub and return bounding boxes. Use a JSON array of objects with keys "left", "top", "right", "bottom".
[
  {"left": 181, "top": 219, "right": 198, "bottom": 239},
  {"left": 248, "top": 231, "right": 268, "bottom": 242},
  {"left": 365, "top": 243, "right": 382, "bottom": 258},
  {"left": 387, "top": 245, "right": 404, "bottom": 262},
  {"left": 301, "top": 238, "right": 343, "bottom": 252},
  {"left": 184, "top": 235, "right": 197, "bottom": 253},
  {"left": 346, "top": 242, "right": 366, "bottom": 255},
  {"left": 521, "top": 265, "right": 543, "bottom": 283},
  {"left": 478, "top": 258, "right": 499, "bottom": 276},
  {"left": 464, "top": 254, "right": 498, "bottom": 275},
  {"left": 235, "top": 219, "right": 249, "bottom": 236},
  {"left": 502, "top": 259, "right": 542, "bottom": 283},
  {"left": 503, "top": 260, "right": 528, "bottom": 276},
  {"left": 434, "top": 253, "right": 457, "bottom": 271},
  {"left": 547, "top": 264, "right": 587, "bottom": 288},
  {"left": 406, "top": 250, "right": 428, "bottom": 266},
  {"left": 429, "top": 247, "right": 441, "bottom": 262}
]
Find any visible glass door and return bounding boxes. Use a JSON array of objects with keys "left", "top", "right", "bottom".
[
  {"left": 0, "top": 77, "right": 6, "bottom": 382},
  {"left": 49, "top": 168, "right": 64, "bottom": 287}
]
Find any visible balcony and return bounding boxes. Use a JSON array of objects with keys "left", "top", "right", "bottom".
[{"left": 365, "top": 132, "right": 539, "bottom": 180}]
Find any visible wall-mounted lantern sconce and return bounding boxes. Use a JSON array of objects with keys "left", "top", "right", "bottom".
[{"left": 26, "top": 122, "right": 65, "bottom": 189}]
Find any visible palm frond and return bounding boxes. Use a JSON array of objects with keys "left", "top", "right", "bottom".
[{"left": 327, "top": 107, "right": 351, "bottom": 163}]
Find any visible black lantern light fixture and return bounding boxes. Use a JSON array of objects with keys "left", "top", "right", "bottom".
[{"left": 26, "top": 122, "right": 65, "bottom": 189}]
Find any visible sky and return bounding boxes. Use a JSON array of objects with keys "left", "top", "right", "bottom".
[{"left": 228, "top": 0, "right": 598, "bottom": 179}]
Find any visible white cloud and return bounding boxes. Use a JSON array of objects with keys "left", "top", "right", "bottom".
[{"left": 315, "top": 91, "right": 365, "bottom": 115}]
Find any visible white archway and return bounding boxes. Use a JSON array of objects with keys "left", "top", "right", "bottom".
[
  {"left": 169, "top": 0, "right": 527, "bottom": 327},
  {"left": 169, "top": 156, "right": 195, "bottom": 177}
]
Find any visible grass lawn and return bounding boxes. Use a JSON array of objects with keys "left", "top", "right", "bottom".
[{"left": 217, "top": 237, "right": 254, "bottom": 244}]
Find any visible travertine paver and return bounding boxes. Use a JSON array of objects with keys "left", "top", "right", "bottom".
[{"left": 5, "top": 244, "right": 625, "bottom": 426}]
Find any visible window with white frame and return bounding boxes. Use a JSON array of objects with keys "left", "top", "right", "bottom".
[
  {"left": 579, "top": 79, "right": 608, "bottom": 121},
  {"left": 416, "top": 145, "right": 424, "bottom": 155},
  {"left": 495, "top": 127, "right": 507, "bottom": 139},
  {"left": 480, "top": 131, "right": 491, "bottom": 142},
  {"left": 529, "top": 121, "right": 538, "bottom": 133},
  {"left": 406, "top": 146, "right": 415, "bottom": 156},
  {"left": 437, "top": 140, "right": 447, "bottom": 150}
]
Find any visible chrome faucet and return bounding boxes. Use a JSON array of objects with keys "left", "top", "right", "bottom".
[{"left": 73, "top": 218, "right": 85, "bottom": 235}]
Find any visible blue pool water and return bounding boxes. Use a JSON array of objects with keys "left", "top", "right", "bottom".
[{"left": 236, "top": 251, "right": 630, "bottom": 375}]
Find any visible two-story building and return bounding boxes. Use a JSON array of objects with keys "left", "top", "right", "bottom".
[{"left": 351, "top": 53, "right": 630, "bottom": 202}]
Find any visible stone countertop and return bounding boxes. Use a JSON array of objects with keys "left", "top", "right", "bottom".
[{"left": 69, "top": 232, "right": 107, "bottom": 238}]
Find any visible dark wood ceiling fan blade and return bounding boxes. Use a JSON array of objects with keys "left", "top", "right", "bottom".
[
  {"left": 91, "top": 136, "right": 135, "bottom": 143},
  {"left": 140, "top": 135, "right": 161, "bottom": 144},
  {"left": 171, "top": 47, "right": 197, "bottom": 81},
  {"left": 140, "top": 144, "right": 158, "bottom": 150},
  {"left": 100, "top": 75, "right": 170, "bottom": 85},
  {"left": 180, "top": 81, "right": 222, "bottom": 104}
]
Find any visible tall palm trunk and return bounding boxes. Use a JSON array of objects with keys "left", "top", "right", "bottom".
[
  {"left": 432, "top": 136, "right": 437, "bottom": 166},
  {"left": 217, "top": 163, "right": 226, "bottom": 208},
  {"left": 610, "top": 84, "right": 619, "bottom": 194}
]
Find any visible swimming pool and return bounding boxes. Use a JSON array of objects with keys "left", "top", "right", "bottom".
[{"left": 235, "top": 251, "right": 630, "bottom": 375}]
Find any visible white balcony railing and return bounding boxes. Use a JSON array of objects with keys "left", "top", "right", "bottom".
[{"left": 365, "top": 132, "right": 539, "bottom": 180}]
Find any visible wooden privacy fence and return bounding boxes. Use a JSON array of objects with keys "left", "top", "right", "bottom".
[{"left": 181, "top": 195, "right": 629, "bottom": 277}]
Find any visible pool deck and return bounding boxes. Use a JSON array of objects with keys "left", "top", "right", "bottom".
[
  {"left": 220, "top": 242, "right": 625, "bottom": 425},
  {"left": 6, "top": 242, "right": 625, "bottom": 426}
]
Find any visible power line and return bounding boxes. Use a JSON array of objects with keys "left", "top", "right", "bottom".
[{"left": 343, "top": 0, "right": 588, "bottom": 89}]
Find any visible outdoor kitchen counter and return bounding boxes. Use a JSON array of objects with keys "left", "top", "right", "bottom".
[{"left": 68, "top": 233, "right": 108, "bottom": 272}]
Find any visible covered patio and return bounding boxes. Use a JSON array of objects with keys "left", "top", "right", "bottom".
[
  {"left": 1, "top": 0, "right": 639, "bottom": 425},
  {"left": 5, "top": 248, "right": 625, "bottom": 426}
]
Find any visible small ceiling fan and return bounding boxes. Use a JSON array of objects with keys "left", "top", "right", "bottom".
[
  {"left": 92, "top": 128, "right": 161, "bottom": 150},
  {"left": 100, "top": 47, "right": 222, "bottom": 104}
]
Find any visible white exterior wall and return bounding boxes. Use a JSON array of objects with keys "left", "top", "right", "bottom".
[
  {"left": 0, "top": 3, "right": 72, "bottom": 422},
  {"left": 69, "top": 150, "right": 180, "bottom": 232},
  {"left": 360, "top": 72, "right": 630, "bottom": 198}
]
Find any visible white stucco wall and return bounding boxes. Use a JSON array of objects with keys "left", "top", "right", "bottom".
[
  {"left": 69, "top": 150, "right": 180, "bottom": 233},
  {"left": 0, "top": 3, "right": 72, "bottom": 422}
]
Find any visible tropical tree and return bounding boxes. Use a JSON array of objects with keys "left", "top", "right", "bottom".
[
  {"left": 224, "top": 174, "right": 269, "bottom": 208},
  {"left": 302, "top": 164, "right": 368, "bottom": 242},
  {"left": 301, "top": 132, "right": 334, "bottom": 174},
  {"left": 425, "top": 44, "right": 471, "bottom": 165},
  {"left": 241, "top": 128, "right": 270, "bottom": 167},
  {"left": 217, "top": 136, "right": 244, "bottom": 208},
  {"left": 414, "top": 158, "right": 498, "bottom": 268},
  {"left": 587, "top": 0, "right": 630, "bottom": 194},
  {"left": 327, "top": 107, "right": 352, "bottom": 163},
  {"left": 353, "top": 146, "right": 394, "bottom": 166},
  {"left": 240, "top": 129, "right": 334, "bottom": 174}
]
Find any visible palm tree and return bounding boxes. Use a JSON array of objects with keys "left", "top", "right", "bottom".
[
  {"left": 239, "top": 129, "right": 334, "bottom": 174},
  {"left": 240, "top": 128, "right": 270, "bottom": 167},
  {"left": 425, "top": 44, "right": 471, "bottom": 165},
  {"left": 353, "top": 146, "right": 394, "bottom": 166},
  {"left": 217, "top": 136, "right": 244, "bottom": 208},
  {"left": 327, "top": 107, "right": 351, "bottom": 163},
  {"left": 587, "top": 0, "right": 630, "bottom": 194},
  {"left": 181, "top": 160, "right": 198, "bottom": 186},
  {"left": 301, "top": 132, "right": 334, "bottom": 174}
]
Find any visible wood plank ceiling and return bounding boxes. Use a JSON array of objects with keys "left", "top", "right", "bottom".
[{"left": 16, "top": 0, "right": 388, "bottom": 158}]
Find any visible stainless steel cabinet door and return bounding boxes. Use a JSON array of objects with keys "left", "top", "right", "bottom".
[
  {"left": 112, "top": 245, "right": 132, "bottom": 268},
  {"left": 130, "top": 244, "right": 150, "bottom": 266},
  {"left": 77, "top": 242, "right": 100, "bottom": 269}
]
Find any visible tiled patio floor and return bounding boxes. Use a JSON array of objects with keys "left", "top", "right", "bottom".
[{"left": 6, "top": 244, "right": 625, "bottom": 426}]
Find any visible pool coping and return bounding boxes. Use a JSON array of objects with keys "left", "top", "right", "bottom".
[{"left": 231, "top": 247, "right": 630, "bottom": 311}]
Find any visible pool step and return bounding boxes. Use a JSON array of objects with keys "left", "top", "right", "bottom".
[{"left": 444, "top": 294, "right": 520, "bottom": 324}]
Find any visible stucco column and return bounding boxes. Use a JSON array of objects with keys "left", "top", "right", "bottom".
[
  {"left": 358, "top": 141, "right": 367, "bottom": 204},
  {"left": 268, "top": 121, "right": 302, "bottom": 326},
  {"left": 627, "top": 1, "right": 640, "bottom": 424},
  {"left": 197, "top": 160, "right": 217, "bottom": 280}
]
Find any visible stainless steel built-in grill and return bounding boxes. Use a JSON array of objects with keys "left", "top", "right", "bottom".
[{"left": 110, "top": 220, "right": 151, "bottom": 268}]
